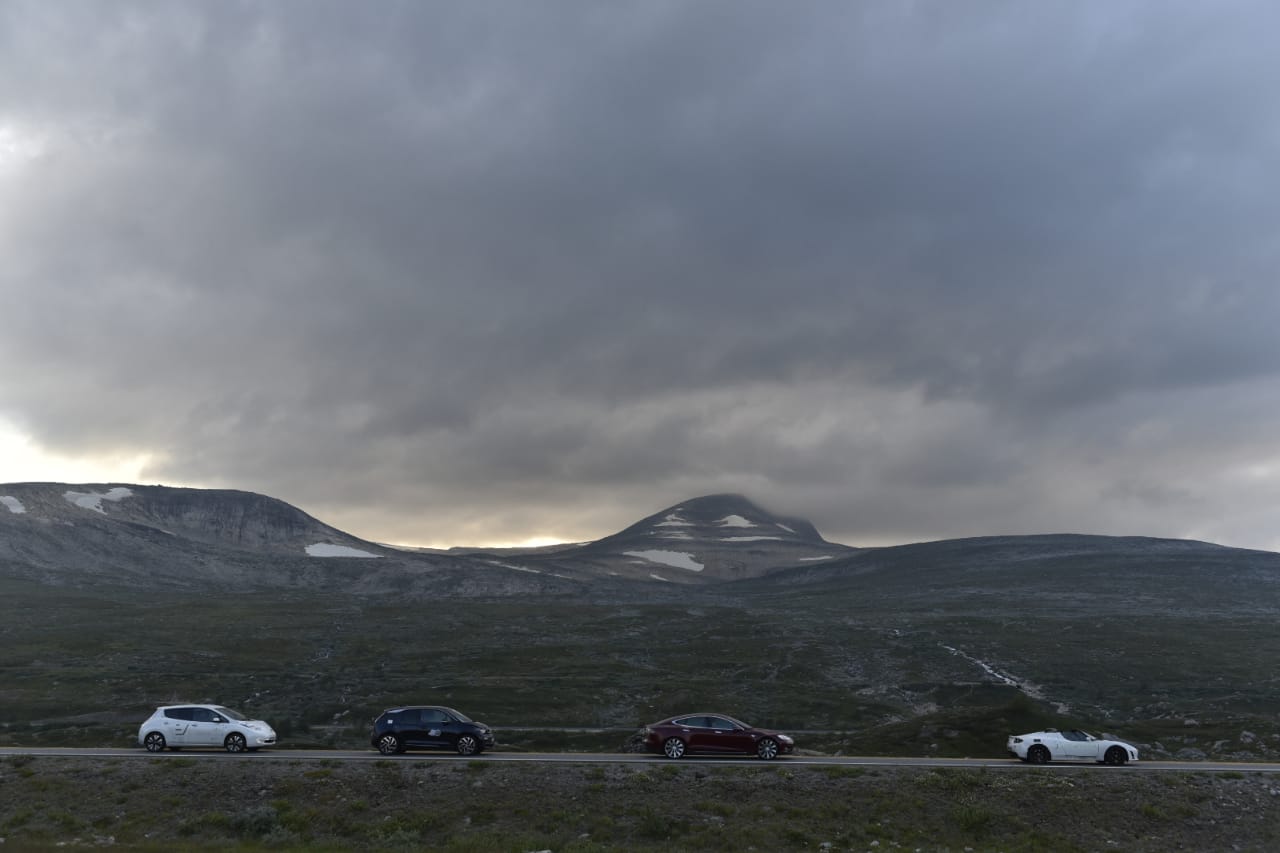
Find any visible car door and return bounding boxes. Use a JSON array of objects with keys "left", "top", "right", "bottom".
[
  {"left": 161, "top": 707, "right": 193, "bottom": 746},
  {"left": 420, "top": 708, "right": 452, "bottom": 748},
  {"left": 1060, "top": 730, "right": 1094, "bottom": 760},
  {"left": 672, "top": 717, "right": 711, "bottom": 752},
  {"left": 394, "top": 709, "right": 430, "bottom": 748},
  {"left": 705, "top": 716, "right": 754, "bottom": 754},
  {"left": 184, "top": 707, "right": 220, "bottom": 747}
]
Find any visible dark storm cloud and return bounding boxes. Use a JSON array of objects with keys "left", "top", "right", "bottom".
[{"left": 3, "top": 1, "right": 1280, "bottom": 548}]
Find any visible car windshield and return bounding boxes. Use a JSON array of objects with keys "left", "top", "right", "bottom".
[
  {"left": 213, "top": 706, "right": 248, "bottom": 722},
  {"left": 445, "top": 708, "right": 472, "bottom": 723}
]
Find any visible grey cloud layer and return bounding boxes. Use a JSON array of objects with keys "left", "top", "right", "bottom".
[{"left": 3, "top": 1, "right": 1279, "bottom": 548}]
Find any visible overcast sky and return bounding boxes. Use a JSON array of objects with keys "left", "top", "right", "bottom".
[{"left": 3, "top": 1, "right": 1279, "bottom": 550}]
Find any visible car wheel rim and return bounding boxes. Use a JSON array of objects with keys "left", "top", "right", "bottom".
[
  {"left": 758, "top": 739, "right": 778, "bottom": 760},
  {"left": 226, "top": 734, "right": 245, "bottom": 753},
  {"left": 664, "top": 738, "right": 685, "bottom": 759},
  {"left": 144, "top": 734, "right": 164, "bottom": 752},
  {"left": 378, "top": 736, "right": 398, "bottom": 755},
  {"left": 457, "top": 736, "right": 477, "bottom": 755}
]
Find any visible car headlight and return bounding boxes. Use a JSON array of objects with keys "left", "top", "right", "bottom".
[
  {"left": 1010, "top": 737, "right": 1023, "bottom": 744},
  {"left": 778, "top": 735, "right": 793, "bottom": 744}
]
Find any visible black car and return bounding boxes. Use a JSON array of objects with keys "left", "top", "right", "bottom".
[{"left": 370, "top": 706, "right": 495, "bottom": 755}]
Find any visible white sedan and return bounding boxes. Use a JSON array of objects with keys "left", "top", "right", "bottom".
[
  {"left": 1007, "top": 728, "right": 1138, "bottom": 765},
  {"left": 138, "top": 704, "right": 277, "bottom": 753}
]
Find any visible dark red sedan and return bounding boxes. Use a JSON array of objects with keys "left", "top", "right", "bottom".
[{"left": 644, "top": 713, "right": 795, "bottom": 760}]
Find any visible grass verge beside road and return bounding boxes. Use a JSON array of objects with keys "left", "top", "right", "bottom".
[{"left": 2, "top": 755, "right": 1279, "bottom": 851}]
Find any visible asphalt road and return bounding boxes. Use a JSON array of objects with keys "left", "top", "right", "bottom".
[{"left": 2, "top": 747, "right": 1277, "bottom": 773}]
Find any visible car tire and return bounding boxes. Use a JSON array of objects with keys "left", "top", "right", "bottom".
[
  {"left": 1104, "top": 746, "right": 1128, "bottom": 766},
  {"left": 756, "top": 738, "right": 780, "bottom": 760},
  {"left": 1027, "top": 745, "right": 1051, "bottom": 764},
  {"left": 143, "top": 732, "right": 166, "bottom": 753},
  {"left": 224, "top": 732, "right": 247, "bottom": 753},
  {"left": 456, "top": 735, "right": 480, "bottom": 756},
  {"left": 663, "top": 737, "right": 686, "bottom": 759},
  {"left": 376, "top": 734, "right": 401, "bottom": 755}
]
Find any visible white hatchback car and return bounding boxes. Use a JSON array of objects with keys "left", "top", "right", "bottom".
[
  {"left": 138, "top": 704, "right": 277, "bottom": 753},
  {"left": 1007, "top": 728, "right": 1138, "bottom": 765}
]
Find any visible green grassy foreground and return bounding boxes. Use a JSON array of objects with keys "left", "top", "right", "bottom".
[{"left": 2, "top": 755, "right": 1279, "bottom": 851}]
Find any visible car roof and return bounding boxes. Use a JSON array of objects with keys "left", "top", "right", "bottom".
[
  {"left": 383, "top": 705, "right": 456, "bottom": 713},
  {"left": 665, "top": 712, "right": 748, "bottom": 723}
]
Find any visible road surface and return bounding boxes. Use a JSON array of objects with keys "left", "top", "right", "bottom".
[{"left": 1, "top": 747, "right": 1277, "bottom": 772}]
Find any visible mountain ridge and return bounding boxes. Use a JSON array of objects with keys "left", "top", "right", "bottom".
[{"left": 2, "top": 481, "right": 1276, "bottom": 598}]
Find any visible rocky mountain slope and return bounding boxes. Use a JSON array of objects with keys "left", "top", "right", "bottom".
[
  {"left": 3, "top": 482, "right": 1277, "bottom": 604},
  {"left": 463, "top": 493, "right": 856, "bottom": 582},
  {"left": 0, "top": 482, "right": 578, "bottom": 595}
]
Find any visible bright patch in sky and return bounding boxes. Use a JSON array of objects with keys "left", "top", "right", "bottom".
[
  {"left": 0, "top": 123, "right": 47, "bottom": 175},
  {"left": 0, "top": 419, "right": 159, "bottom": 485},
  {"left": 623, "top": 549, "right": 705, "bottom": 572},
  {"left": 305, "top": 543, "right": 382, "bottom": 558}
]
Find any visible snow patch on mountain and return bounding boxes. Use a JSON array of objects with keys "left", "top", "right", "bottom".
[
  {"left": 720, "top": 536, "right": 782, "bottom": 542},
  {"left": 655, "top": 512, "right": 694, "bottom": 527},
  {"left": 305, "top": 543, "right": 382, "bottom": 558},
  {"left": 649, "top": 573, "right": 671, "bottom": 582},
  {"left": 64, "top": 487, "right": 134, "bottom": 513},
  {"left": 624, "top": 549, "right": 705, "bottom": 572},
  {"left": 799, "top": 555, "right": 833, "bottom": 561},
  {"left": 717, "top": 515, "right": 755, "bottom": 528},
  {"left": 1, "top": 495, "right": 25, "bottom": 514}
]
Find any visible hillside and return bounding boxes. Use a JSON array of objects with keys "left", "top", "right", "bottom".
[
  {"left": 466, "top": 493, "right": 856, "bottom": 583},
  {"left": 0, "top": 482, "right": 584, "bottom": 595}
]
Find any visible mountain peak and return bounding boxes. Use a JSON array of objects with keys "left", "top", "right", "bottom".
[{"left": 559, "top": 493, "right": 848, "bottom": 582}]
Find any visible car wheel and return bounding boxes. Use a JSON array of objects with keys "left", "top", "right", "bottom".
[
  {"left": 143, "top": 732, "right": 166, "bottom": 753},
  {"left": 1104, "top": 745, "right": 1128, "bottom": 766},
  {"left": 224, "top": 732, "right": 247, "bottom": 753},
  {"left": 456, "top": 735, "right": 480, "bottom": 756},
  {"left": 663, "top": 737, "right": 686, "bottom": 759},
  {"left": 1027, "top": 745, "right": 1051, "bottom": 764},
  {"left": 756, "top": 738, "right": 780, "bottom": 760},
  {"left": 376, "top": 734, "right": 401, "bottom": 755}
]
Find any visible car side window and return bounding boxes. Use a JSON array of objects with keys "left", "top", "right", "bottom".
[
  {"left": 708, "top": 717, "right": 735, "bottom": 731},
  {"left": 422, "top": 709, "right": 448, "bottom": 723},
  {"left": 191, "top": 708, "right": 216, "bottom": 723},
  {"left": 164, "top": 707, "right": 195, "bottom": 721}
]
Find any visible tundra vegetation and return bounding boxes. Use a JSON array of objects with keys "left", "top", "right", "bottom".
[{"left": 2, "top": 755, "right": 1279, "bottom": 851}]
